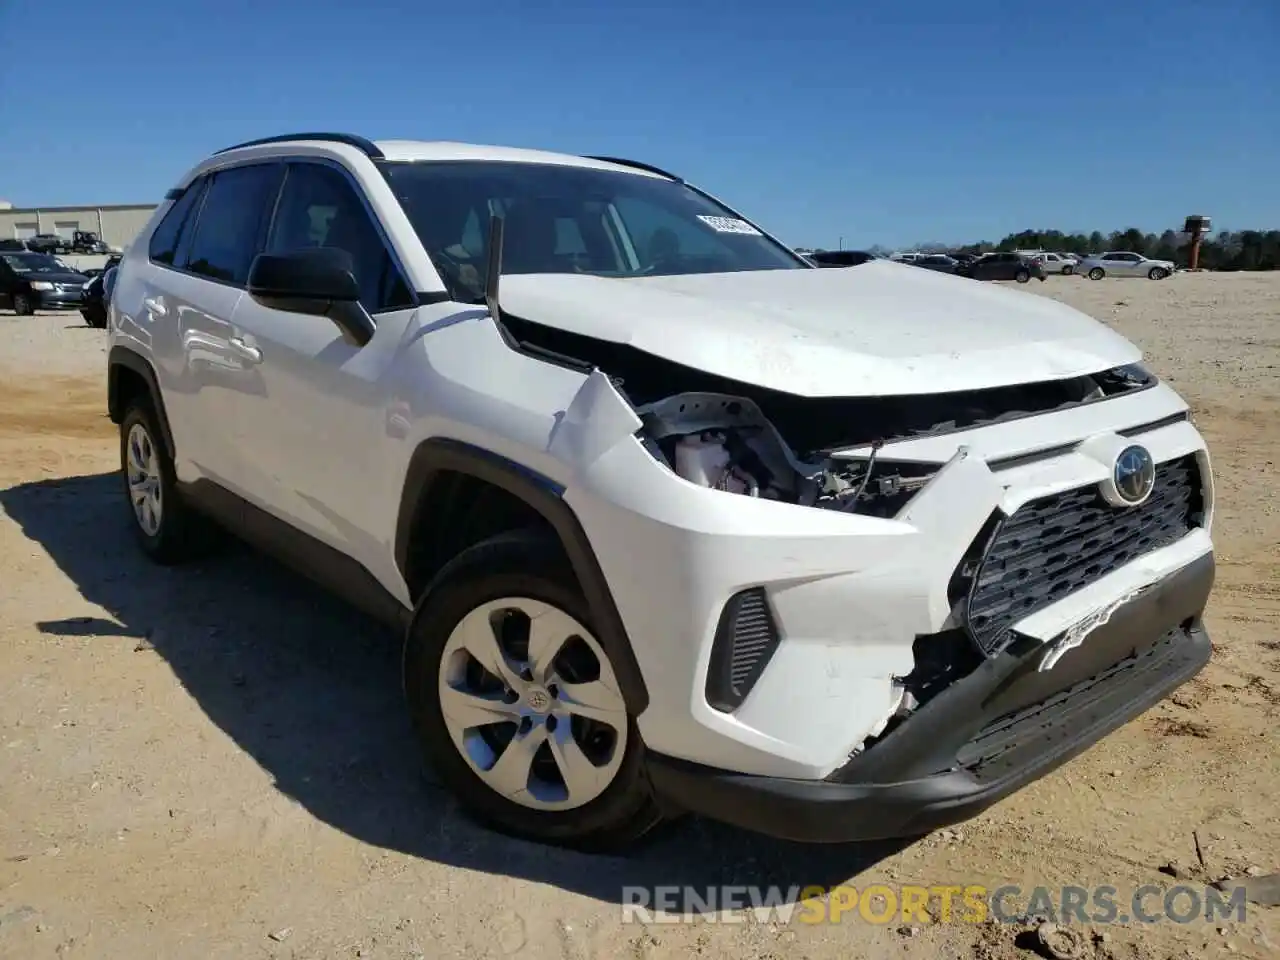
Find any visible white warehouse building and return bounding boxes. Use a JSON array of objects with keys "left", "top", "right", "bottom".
[{"left": 0, "top": 200, "right": 158, "bottom": 252}]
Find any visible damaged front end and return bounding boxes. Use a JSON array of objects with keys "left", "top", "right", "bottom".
[
  {"left": 635, "top": 391, "right": 941, "bottom": 520},
  {"left": 479, "top": 214, "right": 1188, "bottom": 774}
]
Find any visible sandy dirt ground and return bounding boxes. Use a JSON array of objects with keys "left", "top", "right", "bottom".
[{"left": 0, "top": 272, "right": 1277, "bottom": 960}]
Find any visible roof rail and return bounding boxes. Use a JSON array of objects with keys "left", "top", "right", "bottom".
[
  {"left": 585, "top": 155, "right": 682, "bottom": 182},
  {"left": 214, "top": 132, "right": 384, "bottom": 159}
]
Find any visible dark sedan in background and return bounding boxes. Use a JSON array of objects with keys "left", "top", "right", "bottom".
[
  {"left": 912, "top": 254, "right": 960, "bottom": 273},
  {"left": 80, "top": 257, "right": 121, "bottom": 327},
  {"left": 956, "top": 252, "right": 1046, "bottom": 283},
  {"left": 807, "top": 249, "right": 881, "bottom": 267},
  {"left": 0, "top": 252, "right": 91, "bottom": 315}
]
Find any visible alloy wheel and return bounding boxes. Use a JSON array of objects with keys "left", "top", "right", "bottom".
[
  {"left": 437, "top": 597, "right": 628, "bottom": 811},
  {"left": 126, "top": 422, "right": 163, "bottom": 536}
]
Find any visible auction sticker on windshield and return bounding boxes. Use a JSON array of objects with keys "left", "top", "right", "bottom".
[{"left": 697, "top": 215, "right": 763, "bottom": 235}]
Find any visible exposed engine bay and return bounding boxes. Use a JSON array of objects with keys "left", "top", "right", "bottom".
[
  {"left": 636, "top": 392, "right": 940, "bottom": 519},
  {"left": 496, "top": 312, "right": 1157, "bottom": 518}
]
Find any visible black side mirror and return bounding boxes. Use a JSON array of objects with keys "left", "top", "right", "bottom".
[{"left": 247, "top": 247, "right": 374, "bottom": 347}]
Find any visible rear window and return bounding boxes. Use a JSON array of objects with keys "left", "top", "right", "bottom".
[{"left": 149, "top": 179, "right": 205, "bottom": 265}]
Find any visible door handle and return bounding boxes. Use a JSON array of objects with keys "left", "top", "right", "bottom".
[
  {"left": 142, "top": 296, "right": 167, "bottom": 317},
  {"left": 227, "top": 336, "right": 263, "bottom": 363}
]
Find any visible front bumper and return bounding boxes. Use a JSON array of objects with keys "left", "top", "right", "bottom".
[
  {"left": 570, "top": 378, "right": 1211, "bottom": 779},
  {"left": 33, "top": 288, "right": 85, "bottom": 308},
  {"left": 647, "top": 551, "right": 1213, "bottom": 842}
]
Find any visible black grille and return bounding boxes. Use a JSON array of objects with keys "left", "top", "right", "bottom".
[
  {"left": 962, "top": 455, "right": 1202, "bottom": 656},
  {"left": 705, "top": 588, "right": 781, "bottom": 712}
]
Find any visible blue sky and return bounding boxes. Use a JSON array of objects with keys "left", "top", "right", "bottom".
[{"left": 1, "top": 1, "right": 1275, "bottom": 249}]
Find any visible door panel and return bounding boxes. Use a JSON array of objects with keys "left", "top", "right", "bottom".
[
  {"left": 163, "top": 161, "right": 283, "bottom": 500},
  {"left": 145, "top": 268, "right": 243, "bottom": 481},
  {"left": 223, "top": 159, "right": 418, "bottom": 578},
  {"left": 225, "top": 298, "right": 405, "bottom": 568}
]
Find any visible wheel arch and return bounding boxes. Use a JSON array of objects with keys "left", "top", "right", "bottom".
[
  {"left": 108, "top": 346, "right": 176, "bottom": 457},
  {"left": 395, "top": 437, "right": 650, "bottom": 715}
]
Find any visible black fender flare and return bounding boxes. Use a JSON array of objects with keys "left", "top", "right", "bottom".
[
  {"left": 395, "top": 437, "right": 650, "bottom": 716},
  {"left": 107, "top": 345, "right": 176, "bottom": 458}
]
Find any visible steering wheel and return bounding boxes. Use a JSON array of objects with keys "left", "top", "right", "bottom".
[{"left": 433, "top": 245, "right": 485, "bottom": 297}]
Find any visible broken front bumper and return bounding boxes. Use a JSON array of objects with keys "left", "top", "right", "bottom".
[{"left": 646, "top": 551, "right": 1213, "bottom": 843}]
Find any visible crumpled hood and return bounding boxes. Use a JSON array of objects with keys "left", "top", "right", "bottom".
[{"left": 497, "top": 260, "right": 1142, "bottom": 397}]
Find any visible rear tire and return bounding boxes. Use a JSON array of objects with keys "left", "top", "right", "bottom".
[
  {"left": 403, "top": 530, "right": 664, "bottom": 852},
  {"left": 120, "top": 396, "right": 220, "bottom": 564},
  {"left": 1088, "top": 267, "right": 1105, "bottom": 280},
  {"left": 1015, "top": 268, "right": 1030, "bottom": 283}
]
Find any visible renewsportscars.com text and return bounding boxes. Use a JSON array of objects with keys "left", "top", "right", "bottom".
[{"left": 620, "top": 883, "right": 1249, "bottom": 926}]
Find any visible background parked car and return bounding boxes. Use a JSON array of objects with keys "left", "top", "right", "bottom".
[
  {"left": 808, "top": 249, "right": 880, "bottom": 267},
  {"left": 80, "top": 259, "right": 120, "bottom": 328},
  {"left": 912, "top": 253, "right": 959, "bottom": 273},
  {"left": 24, "top": 234, "right": 67, "bottom": 254},
  {"left": 0, "top": 252, "right": 90, "bottom": 315},
  {"left": 957, "top": 251, "right": 1045, "bottom": 283},
  {"left": 70, "top": 230, "right": 112, "bottom": 254},
  {"left": 80, "top": 253, "right": 122, "bottom": 288},
  {"left": 1078, "top": 251, "right": 1175, "bottom": 280},
  {"left": 1034, "top": 252, "right": 1077, "bottom": 275},
  {"left": 0, "top": 239, "right": 27, "bottom": 252}
]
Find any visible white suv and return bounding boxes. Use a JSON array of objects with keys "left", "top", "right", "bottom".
[{"left": 106, "top": 134, "right": 1215, "bottom": 850}]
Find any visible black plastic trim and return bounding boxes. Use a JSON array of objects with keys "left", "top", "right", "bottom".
[
  {"left": 214, "top": 132, "right": 385, "bottom": 159},
  {"left": 646, "top": 551, "right": 1214, "bottom": 843},
  {"left": 584, "top": 155, "right": 683, "bottom": 181},
  {"left": 1122, "top": 411, "right": 1191, "bottom": 436},
  {"left": 163, "top": 187, "right": 185, "bottom": 201},
  {"left": 393, "top": 437, "right": 650, "bottom": 714},
  {"left": 705, "top": 588, "right": 782, "bottom": 712},
  {"left": 986, "top": 411, "right": 1191, "bottom": 472},
  {"left": 177, "top": 480, "right": 411, "bottom": 629},
  {"left": 946, "top": 509, "right": 1005, "bottom": 608},
  {"left": 496, "top": 312, "right": 598, "bottom": 376},
  {"left": 107, "top": 346, "right": 176, "bottom": 458}
]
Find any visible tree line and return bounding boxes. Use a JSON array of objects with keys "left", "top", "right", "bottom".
[{"left": 860, "top": 228, "right": 1280, "bottom": 271}]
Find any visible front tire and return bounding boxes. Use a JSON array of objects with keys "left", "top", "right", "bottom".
[
  {"left": 1088, "top": 267, "right": 1105, "bottom": 280},
  {"left": 12, "top": 293, "right": 34, "bottom": 315},
  {"left": 1062, "top": 264, "right": 1074, "bottom": 275},
  {"left": 120, "top": 397, "right": 218, "bottom": 563},
  {"left": 403, "top": 530, "right": 663, "bottom": 852},
  {"left": 1148, "top": 267, "right": 1169, "bottom": 280}
]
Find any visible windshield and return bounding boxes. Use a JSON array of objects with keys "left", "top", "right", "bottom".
[
  {"left": 381, "top": 160, "right": 806, "bottom": 301},
  {"left": 2, "top": 253, "right": 69, "bottom": 274}
]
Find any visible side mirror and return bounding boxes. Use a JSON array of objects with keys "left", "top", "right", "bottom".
[{"left": 247, "top": 247, "right": 374, "bottom": 347}]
